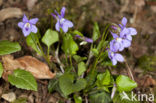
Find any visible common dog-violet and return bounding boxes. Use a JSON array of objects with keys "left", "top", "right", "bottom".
[
  {"left": 51, "top": 7, "right": 74, "bottom": 33},
  {"left": 108, "top": 50, "right": 124, "bottom": 65},
  {"left": 18, "top": 14, "right": 38, "bottom": 37},
  {"left": 75, "top": 35, "right": 93, "bottom": 43},
  {"left": 108, "top": 17, "right": 137, "bottom": 65}
]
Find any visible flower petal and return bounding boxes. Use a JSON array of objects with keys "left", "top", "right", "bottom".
[
  {"left": 31, "top": 25, "right": 38, "bottom": 33},
  {"left": 122, "top": 17, "right": 127, "bottom": 26},
  {"left": 61, "top": 7, "right": 66, "bottom": 17},
  {"left": 64, "top": 20, "right": 74, "bottom": 28},
  {"left": 55, "top": 21, "right": 60, "bottom": 31},
  {"left": 120, "top": 28, "right": 129, "bottom": 37},
  {"left": 114, "top": 53, "right": 124, "bottom": 62},
  {"left": 122, "top": 39, "right": 131, "bottom": 48},
  {"left": 111, "top": 32, "right": 118, "bottom": 39},
  {"left": 18, "top": 22, "right": 24, "bottom": 29},
  {"left": 62, "top": 24, "right": 68, "bottom": 33},
  {"left": 23, "top": 14, "right": 28, "bottom": 23},
  {"left": 22, "top": 28, "right": 31, "bottom": 37},
  {"left": 29, "top": 18, "right": 39, "bottom": 25},
  {"left": 85, "top": 37, "right": 93, "bottom": 43},
  {"left": 128, "top": 27, "right": 137, "bottom": 35},
  {"left": 112, "top": 58, "right": 117, "bottom": 65},
  {"left": 51, "top": 13, "right": 56, "bottom": 18},
  {"left": 126, "top": 35, "right": 132, "bottom": 41}
]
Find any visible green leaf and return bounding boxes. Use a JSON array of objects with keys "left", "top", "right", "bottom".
[
  {"left": 42, "top": 29, "right": 59, "bottom": 48},
  {"left": 92, "top": 22, "right": 100, "bottom": 41},
  {"left": 0, "top": 62, "right": 3, "bottom": 78},
  {"left": 73, "top": 55, "right": 87, "bottom": 63},
  {"left": 61, "top": 34, "right": 79, "bottom": 55},
  {"left": 48, "top": 78, "right": 59, "bottom": 93},
  {"left": 91, "top": 48, "right": 99, "bottom": 57},
  {"left": 8, "top": 69, "right": 37, "bottom": 91},
  {"left": 113, "top": 92, "right": 140, "bottom": 103},
  {"left": 0, "top": 40, "right": 21, "bottom": 55},
  {"left": 73, "top": 30, "right": 83, "bottom": 36},
  {"left": 116, "top": 75, "right": 137, "bottom": 92},
  {"left": 78, "top": 62, "right": 86, "bottom": 76},
  {"left": 74, "top": 95, "right": 82, "bottom": 103},
  {"left": 89, "top": 91, "right": 111, "bottom": 103},
  {"left": 12, "top": 98, "right": 27, "bottom": 103},
  {"left": 59, "top": 73, "right": 87, "bottom": 96},
  {"left": 26, "top": 32, "right": 42, "bottom": 55},
  {"left": 96, "top": 69, "right": 113, "bottom": 87}
]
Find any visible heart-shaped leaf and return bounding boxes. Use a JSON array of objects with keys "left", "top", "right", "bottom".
[
  {"left": 78, "top": 62, "right": 86, "bottom": 76},
  {"left": 26, "top": 32, "right": 42, "bottom": 55},
  {"left": 42, "top": 29, "right": 59, "bottom": 48},
  {"left": 59, "top": 73, "right": 86, "bottom": 96},
  {"left": 0, "top": 62, "right": 3, "bottom": 78},
  {"left": 8, "top": 69, "right": 37, "bottom": 91},
  {"left": 96, "top": 69, "right": 113, "bottom": 87},
  {"left": 61, "top": 34, "right": 79, "bottom": 55},
  {"left": 116, "top": 75, "right": 137, "bottom": 92},
  {"left": 0, "top": 40, "right": 21, "bottom": 55}
]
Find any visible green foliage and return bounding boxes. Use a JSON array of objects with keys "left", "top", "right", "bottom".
[
  {"left": 91, "top": 48, "right": 99, "bottom": 57},
  {"left": 26, "top": 32, "right": 42, "bottom": 55},
  {"left": 59, "top": 73, "right": 87, "bottom": 96},
  {"left": 0, "top": 62, "right": 3, "bottom": 78},
  {"left": 73, "top": 30, "right": 83, "bottom": 36},
  {"left": 113, "top": 92, "right": 140, "bottom": 103},
  {"left": 8, "top": 69, "right": 37, "bottom": 91},
  {"left": 78, "top": 62, "right": 86, "bottom": 76},
  {"left": 92, "top": 22, "right": 100, "bottom": 41},
  {"left": 73, "top": 55, "right": 87, "bottom": 63},
  {"left": 116, "top": 75, "right": 137, "bottom": 92},
  {"left": 13, "top": 98, "right": 27, "bottom": 103},
  {"left": 85, "top": 70, "right": 98, "bottom": 91},
  {"left": 96, "top": 69, "right": 113, "bottom": 87},
  {"left": 89, "top": 90, "right": 111, "bottom": 103},
  {"left": 0, "top": 40, "right": 21, "bottom": 55},
  {"left": 74, "top": 95, "right": 82, "bottom": 103},
  {"left": 48, "top": 78, "right": 59, "bottom": 93},
  {"left": 61, "top": 34, "right": 79, "bottom": 55},
  {"left": 42, "top": 29, "right": 59, "bottom": 48}
]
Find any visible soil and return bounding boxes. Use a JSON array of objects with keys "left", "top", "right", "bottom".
[{"left": 0, "top": 0, "right": 156, "bottom": 103}]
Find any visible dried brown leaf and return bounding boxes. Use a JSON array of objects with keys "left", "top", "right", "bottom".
[
  {"left": 2, "top": 55, "right": 55, "bottom": 80},
  {"left": 0, "top": 8, "right": 23, "bottom": 22}
]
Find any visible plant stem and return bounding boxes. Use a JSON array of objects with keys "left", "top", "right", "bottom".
[
  {"left": 69, "top": 55, "right": 73, "bottom": 66},
  {"left": 125, "top": 60, "right": 135, "bottom": 81},
  {"left": 55, "top": 44, "right": 64, "bottom": 73}
]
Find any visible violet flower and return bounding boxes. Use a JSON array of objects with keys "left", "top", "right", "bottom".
[
  {"left": 119, "top": 17, "right": 137, "bottom": 40},
  {"left": 51, "top": 7, "right": 74, "bottom": 33},
  {"left": 18, "top": 14, "right": 38, "bottom": 37},
  {"left": 110, "top": 32, "right": 131, "bottom": 52},
  {"left": 108, "top": 50, "right": 124, "bottom": 65},
  {"left": 75, "top": 35, "right": 93, "bottom": 43}
]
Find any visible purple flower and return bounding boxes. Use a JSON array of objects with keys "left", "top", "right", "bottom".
[
  {"left": 110, "top": 32, "right": 131, "bottom": 52},
  {"left": 119, "top": 17, "right": 137, "bottom": 40},
  {"left": 51, "top": 7, "right": 74, "bottom": 33},
  {"left": 108, "top": 50, "right": 124, "bottom": 65},
  {"left": 18, "top": 14, "right": 38, "bottom": 37},
  {"left": 75, "top": 35, "right": 93, "bottom": 43}
]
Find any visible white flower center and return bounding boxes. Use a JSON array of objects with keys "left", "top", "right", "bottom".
[
  {"left": 24, "top": 23, "right": 31, "bottom": 28},
  {"left": 111, "top": 52, "right": 114, "bottom": 57},
  {"left": 116, "top": 37, "right": 122, "bottom": 42},
  {"left": 60, "top": 18, "right": 65, "bottom": 24}
]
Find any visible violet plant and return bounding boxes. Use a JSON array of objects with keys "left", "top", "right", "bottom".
[{"left": 0, "top": 6, "right": 139, "bottom": 103}]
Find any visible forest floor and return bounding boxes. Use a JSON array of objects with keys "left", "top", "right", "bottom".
[{"left": 0, "top": 0, "right": 156, "bottom": 103}]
